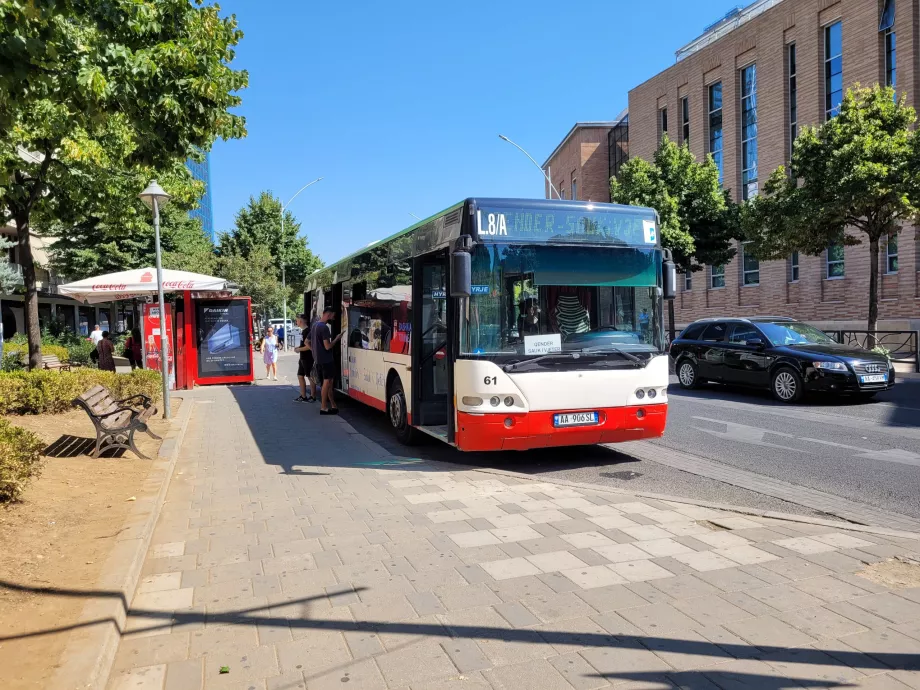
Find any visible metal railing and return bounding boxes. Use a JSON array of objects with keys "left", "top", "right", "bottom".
[{"left": 829, "top": 330, "right": 919, "bottom": 373}]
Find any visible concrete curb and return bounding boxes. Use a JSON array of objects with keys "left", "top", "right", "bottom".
[
  {"left": 330, "top": 411, "right": 920, "bottom": 542},
  {"left": 49, "top": 399, "right": 195, "bottom": 690}
]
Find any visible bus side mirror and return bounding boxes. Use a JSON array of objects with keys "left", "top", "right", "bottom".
[
  {"left": 663, "top": 260, "right": 677, "bottom": 300},
  {"left": 451, "top": 251, "right": 471, "bottom": 298}
]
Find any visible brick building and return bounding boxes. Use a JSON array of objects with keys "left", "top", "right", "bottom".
[
  {"left": 541, "top": 112, "right": 628, "bottom": 203},
  {"left": 626, "top": 0, "right": 919, "bottom": 332}
]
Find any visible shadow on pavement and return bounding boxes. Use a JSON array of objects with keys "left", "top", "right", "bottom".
[{"left": 2, "top": 579, "right": 916, "bottom": 686}]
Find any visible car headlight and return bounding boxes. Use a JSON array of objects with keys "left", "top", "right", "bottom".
[{"left": 813, "top": 361, "right": 846, "bottom": 371}]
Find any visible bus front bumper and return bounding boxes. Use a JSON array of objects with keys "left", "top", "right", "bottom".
[{"left": 455, "top": 404, "right": 668, "bottom": 452}]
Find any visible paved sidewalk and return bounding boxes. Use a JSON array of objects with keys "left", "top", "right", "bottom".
[{"left": 107, "top": 384, "right": 920, "bottom": 689}]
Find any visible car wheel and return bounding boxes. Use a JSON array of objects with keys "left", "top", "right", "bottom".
[
  {"left": 771, "top": 367, "right": 804, "bottom": 403},
  {"left": 677, "top": 359, "right": 700, "bottom": 389},
  {"left": 388, "top": 378, "right": 416, "bottom": 445}
]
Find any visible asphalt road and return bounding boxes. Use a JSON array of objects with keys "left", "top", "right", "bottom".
[{"left": 275, "top": 354, "right": 920, "bottom": 526}]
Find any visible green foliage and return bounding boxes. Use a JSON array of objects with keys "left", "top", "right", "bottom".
[
  {"left": 0, "top": 237, "right": 21, "bottom": 292},
  {"left": 0, "top": 369, "right": 162, "bottom": 415},
  {"left": 48, "top": 204, "right": 216, "bottom": 280},
  {"left": 743, "top": 85, "right": 920, "bottom": 332},
  {"left": 0, "top": 418, "right": 45, "bottom": 503},
  {"left": 0, "top": 0, "right": 248, "bottom": 367},
  {"left": 217, "top": 191, "right": 322, "bottom": 313},
  {"left": 65, "top": 341, "right": 96, "bottom": 367},
  {"left": 2, "top": 343, "right": 70, "bottom": 371},
  {"left": 610, "top": 136, "right": 737, "bottom": 272},
  {"left": 218, "top": 247, "right": 287, "bottom": 319}
]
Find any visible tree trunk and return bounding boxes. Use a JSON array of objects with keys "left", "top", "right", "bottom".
[
  {"left": 867, "top": 236, "right": 879, "bottom": 349},
  {"left": 15, "top": 218, "right": 42, "bottom": 370},
  {"left": 668, "top": 299, "right": 676, "bottom": 344}
]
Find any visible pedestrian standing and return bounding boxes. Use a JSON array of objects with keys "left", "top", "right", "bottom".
[
  {"left": 311, "top": 306, "right": 343, "bottom": 415},
  {"left": 124, "top": 327, "right": 143, "bottom": 369},
  {"left": 90, "top": 324, "right": 104, "bottom": 346},
  {"left": 277, "top": 323, "right": 285, "bottom": 351},
  {"left": 293, "top": 314, "right": 317, "bottom": 403},
  {"left": 97, "top": 330, "right": 116, "bottom": 372},
  {"left": 261, "top": 326, "right": 279, "bottom": 380}
]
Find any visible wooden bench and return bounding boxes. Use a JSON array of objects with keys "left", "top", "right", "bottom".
[
  {"left": 42, "top": 354, "right": 71, "bottom": 371},
  {"left": 73, "top": 385, "right": 161, "bottom": 459}
]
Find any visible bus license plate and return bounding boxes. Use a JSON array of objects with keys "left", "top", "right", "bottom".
[
  {"left": 553, "top": 411, "right": 599, "bottom": 428},
  {"left": 860, "top": 374, "right": 887, "bottom": 384}
]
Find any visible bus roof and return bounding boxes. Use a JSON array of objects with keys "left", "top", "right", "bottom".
[{"left": 307, "top": 198, "right": 659, "bottom": 287}]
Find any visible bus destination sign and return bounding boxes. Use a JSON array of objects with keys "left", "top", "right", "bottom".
[{"left": 476, "top": 207, "right": 657, "bottom": 246}]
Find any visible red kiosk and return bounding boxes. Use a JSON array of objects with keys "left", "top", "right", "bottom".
[{"left": 58, "top": 268, "right": 254, "bottom": 389}]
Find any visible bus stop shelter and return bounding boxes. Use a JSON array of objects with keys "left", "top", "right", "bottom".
[{"left": 59, "top": 268, "right": 253, "bottom": 389}]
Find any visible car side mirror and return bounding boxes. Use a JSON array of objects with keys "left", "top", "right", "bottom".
[
  {"left": 662, "top": 260, "right": 677, "bottom": 300},
  {"left": 746, "top": 338, "right": 765, "bottom": 348}
]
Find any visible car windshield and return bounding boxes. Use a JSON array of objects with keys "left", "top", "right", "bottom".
[
  {"left": 757, "top": 321, "right": 837, "bottom": 346},
  {"left": 460, "top": 243, "right": 664, "bottom": 360}
]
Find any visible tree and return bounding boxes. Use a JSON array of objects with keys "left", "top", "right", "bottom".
[
  {"left": 48, "top": 204, "right": 216, "bottom": 278},
  {"left": 0, "top": 237, "right": 21, "bottom": 292},
  {"left": 611, "top": 136, "right": 738, "bottom": 337},
  {"left": 743, "top": 85, "right": 920, "bottom": 338},
  {"left": 218, "top": 191, "right": 322, "bottom": 298},
  {"left": 217, "top": 247, "right": 286, "bottom": 322},
  {"left": 0, "top": 0, "right": 247, "bottom": 368}
]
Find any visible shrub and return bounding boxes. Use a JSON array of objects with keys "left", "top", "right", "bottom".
[
  {"left": 1, "top": 343, "right": 72, "bottom": 370},
  {"left": 0, "top": 418, "right": 46, "bottom": 502},
  {"left": 66, "top": 341, "right": 96, "bottom": 367},
  {"left": 0, "top": 369, "right": 162, "bottom": 415}
]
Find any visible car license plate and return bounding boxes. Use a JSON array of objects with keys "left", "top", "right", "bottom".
[
  {"left": 553, "top": 411, "right": 599, "bottom": 428},
  {"left": 860, "top": 374, "right": 887, "bottom": 384}
]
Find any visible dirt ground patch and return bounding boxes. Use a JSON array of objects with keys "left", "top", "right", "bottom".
[
  {"left": 0, "top": 402, "right": 178, "bottom": 690},
  {"left": 857, "top": 556, "right": 920, "bottom": 589}
]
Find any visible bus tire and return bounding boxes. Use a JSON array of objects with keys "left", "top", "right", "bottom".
[{"left": 388, "top": 378, "right": 416, "bottom": 445}]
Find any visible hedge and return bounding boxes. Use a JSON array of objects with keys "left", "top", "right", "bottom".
[
  {"left": 1, "top": 343, "right": 71, "bottom": 371},
  {"left": 0, "top": 369, "right": 162, "bottom": 415},
  {"left": 0, "top": 418, "right": 46, "bottom": 502}
]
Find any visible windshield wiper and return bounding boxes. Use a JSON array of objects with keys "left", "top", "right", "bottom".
[{"left": 502, "top": 347, "right": 647, "bottom": 372}]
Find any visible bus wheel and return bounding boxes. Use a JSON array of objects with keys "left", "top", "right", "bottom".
[{"left": 388, "top": 378, "right": 416, "bottom": 445}]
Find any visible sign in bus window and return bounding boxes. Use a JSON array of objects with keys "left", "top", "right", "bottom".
[{"left": 476, "top": 206, "right": 658, "bottom": 246}]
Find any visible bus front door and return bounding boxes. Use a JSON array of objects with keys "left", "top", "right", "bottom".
[{"left": 414, "top": 256, "right": 449, "bottom": 433}]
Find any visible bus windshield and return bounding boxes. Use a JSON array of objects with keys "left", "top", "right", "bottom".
[{"left": 460, "top": 244, "right": 664, "bottom": 360}]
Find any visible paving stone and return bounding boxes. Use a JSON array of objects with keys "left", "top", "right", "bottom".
[
  {"left": 376, "top": 639, "right": 464, "bottom": 687},
  {"left": 559, "top": 531, "right": 614, "bottom": 549},
  {"left": 490, "top": 525, "right": 543, "bottom": 543},
  {"left": 163, "top": 658, "right": 202, "bottom": 690},
  {"left": 777, "top": 604, "right": 870, "bottom": 638},
  {"left": 133, "top": 587, "right": 195, "bottom": 612},
  {"left": 526, "top": 551, "right": 590, "bottom": 574},
  {"left": 484, "top": 658, "right": 575, "bottom": 690},
  {"left": 522, "top": 591, "right": 600, "bottom": 623},
  {"left": 848, "top": 593, "right": 920, "bottom": 624},
  {"left": 723, "top": 615, "right": 818, "bottom": 648},
  {"left": 481, "top": 557, "right": 542, "bottom": 581},
  {"left": 844, "top": 628, "right": 920, "bottom": 670},
  {"left": 276, "top": 631, "right": 352, "bottom": 675},
  {"left": 189, "top": 624, "right": 259, "bottom": 656},
  {"left": 455, "top": 564, "right": 492, "bottom": 585},
  {"left": 649, "top": 574, "right": 720, "bottom": 601},
  {"left": 571, "top": 547, "right": 616, "bottom": 567},
  {"left": 551, "top": 519, "right": 603, "bottom": 535},
  {"left": 449, "top": 530, "right": 502, "bottom": 548},
  {"left": 618, "top": 601, "right": 700, "bottom": 634},
  {"left": 792, "top": 574, "right": 880, "bottom": 603},
  {"left": 800, "top": 550, "right": 870, "bottom": 574},
  {"left": 586, "top": 514, "right": 641, "bottom": 530},
  {"left": 579, "top": 639, "right": 672, "bottom": 679},
  {"left": 672, "top": 594, "right": 754, "bottom": 627},
  {"left": 643, "top": 628, "right": 736, "bottom": 672},
  {"left": 811, "top": 533, "right": 876, "bottom": 549},
  {"left": 108, "top": 664, "right": 167, "bottom": 690},
  {"left": 591, "top": 543, "right": 650, "bottom": 563},
  {"left": 619, "top": 525, "right": 674, "bottom": 542},
  {"left": 623, "top": 581, "right": 675, "bottom": 606},
  {"left": 406, "top": 590, "right": 446, "bottom": 616},
  {"left": 772, "top": 536, "right": 839, "bottom": 555},
  {"left": 548, "top": 652, "right": 612, "bottom": 690},
  {"left": 521, "top": 536, "right": 576, "bottom": 556},
  {"left": 112, "top": 632, "right": 190, "bottom": 672},
  {"left": 137, "top": 572, "right": 183, "bottom": 594},
  {"left": 440, "top": 638, "right": 491, "bottom": 673},
  {"left": 561, "top": 565, "right": 627, "bottom": 590},
  {"left": 633, "top": 538, "right": 696, "bottom": 558},
  {"left": 693, "top": 566, "right": 769, "bottom": 592},
  {"left": 434, "top": 583, "right": 501, "bottom": 611},
  {"left": 608, "top": 560, "right": 674, "bottom": 582},
  {"left": 494, "top": 600, "right": 541, "bottom": 627},
  {"left": 745, "top": 583, "right": 825, "bottom": 612},
  {"left": 498, "top": 541, "right": 531, "bottom": 559},
  {"left": 672, "top": 551, "right": 737, "bottom": 573},
  {"left": 574, "top": 583, "right": 650, "bottom": 612}
]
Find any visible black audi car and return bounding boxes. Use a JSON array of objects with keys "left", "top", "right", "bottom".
[{"left": 669, "top": 317, "right": 895, "bottom": 402}]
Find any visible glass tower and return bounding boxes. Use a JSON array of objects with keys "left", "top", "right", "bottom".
[{"left": 186, "top": 152, "right": 214, "bottom": 240}]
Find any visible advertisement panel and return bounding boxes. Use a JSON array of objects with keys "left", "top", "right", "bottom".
[
  {"left": 142, "top": 303, "right": 176, "bottom": 390},
  {"left": 196, "top": 299, "right": 252, "bottom": 379}
]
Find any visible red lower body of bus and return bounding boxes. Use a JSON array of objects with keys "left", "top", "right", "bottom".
[{"left": 455, "top": 404, "right": 667, "bottom": 452}]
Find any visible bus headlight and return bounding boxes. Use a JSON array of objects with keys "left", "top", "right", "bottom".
[
  {"left": 504, "top": 396, "right": 514, "bottom": 407},
  {"left": 490, "top": 396, "right": 501, "bottom": 407},
  {"left": 462, "top": 396, "right": 483, "bottom": 406},
  {"left": 635, "top": 389, "right": 645, "bottom": 399},
  {"left": 647, "top": 389, "right": 657, "bottom": 399}
]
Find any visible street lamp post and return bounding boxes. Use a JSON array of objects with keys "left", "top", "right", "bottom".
[
  {"left": 280, "top": 177, "right": 323, "bottom": 346},
  {"left": 498, "top": 134, "right": 561, "bottom": 200},
  {"left": 139, "top": 180, "right": 172, "bottom": 419}
]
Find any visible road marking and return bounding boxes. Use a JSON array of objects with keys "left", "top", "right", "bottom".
[{"left": 691, "top": 417, "right": 814, "bottom": 454}]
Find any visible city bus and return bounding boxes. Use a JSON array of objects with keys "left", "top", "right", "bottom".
[{"left": 305, "top": 198, "right": 676, "bottom": 451}]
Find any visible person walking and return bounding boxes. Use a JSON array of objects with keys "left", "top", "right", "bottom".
[
  {"left": 260, "top": 325, "right": 279, "bottom": 380},
  {"left": 90, "top": 323, "right": 104, "bottom": 346},
  {"left": 292, "top": 314, "right": 317, "bottom": 403},
  {"left": 124, "top": 328, "right": 143, "bottom": 369},
  {"left": 277, "top": 323, "right": 285, "bottom": 351},
  {"left": 311, "top": 306, "right": 343, "bottom": 415},
  {"left": 96, "top": 330, "right": 116, "bottom": 372}
]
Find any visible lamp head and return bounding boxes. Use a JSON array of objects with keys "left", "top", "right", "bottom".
[{"left": 139, "top": 180, "right": 171, "bottom": 210}]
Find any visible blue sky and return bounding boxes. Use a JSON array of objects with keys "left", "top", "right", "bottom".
[{"left": 212, "top": 0, "right": 736, "bottom": 263}]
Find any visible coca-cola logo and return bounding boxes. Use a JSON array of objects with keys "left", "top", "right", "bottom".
[
  {"left": 140, "top": 272, "right": 154, "bottom": 283},
  {"left": 162, "top": 281, "right": 197, "bottom": 289},
  {"left": 90, "top": 283, "right": 128, "bottom": 291}
]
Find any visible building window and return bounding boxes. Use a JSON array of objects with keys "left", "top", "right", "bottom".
[
  {"left": 790, "top": 251, "right": 799, "bottom": 282},
  {"left": 741, "top": 242, "right": 760, "bottom": 285},
  {"left": 788, "top": 43, "right": 798, "bottom": 156},
  {"left": 881, "top": 0, "right": 896, "bottom": 89},
  {"left": 740, "top": 64, "right": 758, "bottom": 200},
  {"left": 558, "top": 184, "right": 565, "bottom": 200},
  {"left": 886, "top": 234, "right": 898, "bottom": 273},
  {"left": 607, "top": 118, "right": 629, "bottom": 180},
  {"left": 571, "top": 177, "right": 577, "bottom": 201},
  {"left": 708, "top": 82, "right": 723, "bottom": 184},
  {"left": 825, "top": 22, "right": 843, "bottom": 119},
  {"left": 659, "top": 107, "right": 669, "bottom": 139},
  {"left": 827, "top": 240, "right": 845, "bottom": 278},
  {"left": 681, "top": 97, "right": 690, "bottom": 145},
  {"left": 710, "top": 264, "right": 725, "bottom": 289},
  {"left": 684, "top": 271, "right": 692, "bottom": 291}
]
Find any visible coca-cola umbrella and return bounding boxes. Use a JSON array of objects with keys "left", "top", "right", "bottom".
[{"left": 58, "top": 268, "right": 238, "bottom": 304}]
